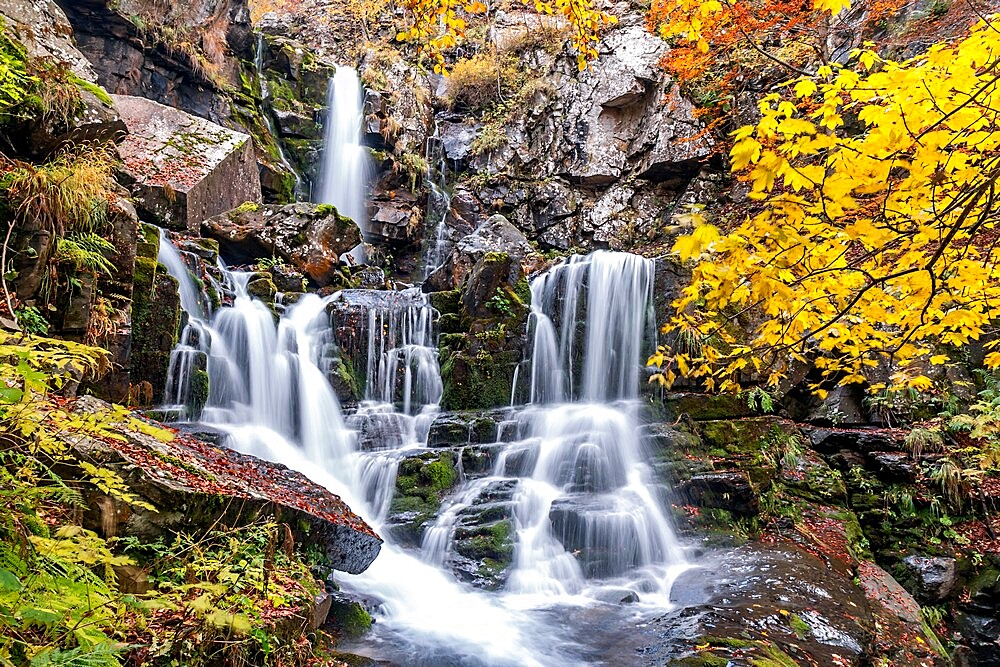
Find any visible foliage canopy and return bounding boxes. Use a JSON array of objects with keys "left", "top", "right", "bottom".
[{"left": 650, "top": 15, "right": 1000, "bottom": 397}]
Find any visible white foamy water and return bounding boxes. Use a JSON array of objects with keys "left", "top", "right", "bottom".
[{"left": 159, "top": 237, "right": 687, "bottom": 665}]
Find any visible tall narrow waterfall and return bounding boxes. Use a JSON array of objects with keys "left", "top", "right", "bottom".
[
  {"left": 159, "top": 234, "right": 687, "bottom": 666},
  {"left": 317, "top": 67, "right": 369, "bottom": 234}
]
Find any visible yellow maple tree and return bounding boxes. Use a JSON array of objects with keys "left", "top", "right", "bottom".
[{"left": 650, "top": 14, "right": 1000, "bottom": 398}]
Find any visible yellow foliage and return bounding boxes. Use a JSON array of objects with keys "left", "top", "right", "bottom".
[
  {"left": 650, "top": 16, "right": 1000, "bottom": 395},
  {"left": 396, "top": 0, "right": 615, "bottom": 72}
]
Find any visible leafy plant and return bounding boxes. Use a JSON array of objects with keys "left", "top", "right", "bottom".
[
  {"left": 55, "top": 233, "right": 117, "bottom": 277},
  {"left": 14, "top": 305, "right": 48, "bottom": 335},
  {"left": 486, "top": 288, "right": 513, "bottom": 317}
]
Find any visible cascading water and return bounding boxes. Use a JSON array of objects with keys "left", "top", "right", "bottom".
[
  {"left": 422, "top": 121, "right": 454, "bottom": 278},
  {"left": 317, "top": 66, "right": 370, "bottom": 236},
  {"left": 159, "top": 233, "right": 688, "bottom": 665}
]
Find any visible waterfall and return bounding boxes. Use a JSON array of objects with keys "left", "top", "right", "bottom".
[
  {"left": 422, "top": 121, "right": 454, "bottom": 278},
  {"left": 159, "top": 234, "right": 687, "bottom": 665},
  {"left": 317, "top": 67, "right": 369, "bottom": 235}
]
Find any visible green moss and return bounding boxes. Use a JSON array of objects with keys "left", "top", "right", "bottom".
[
  {"left": 315, "top": 203, "right": 338, "bottom": 216},
  {"left": 440, "top": 349, "right": 518, "bottom": 411},
  {"left": 328, "top": 598, "right": 372, "bottom": 639},
  {"left": 233, "top": 201, "right": 261, "bottom": 214},
  {"left": 424, "top": 459, "right": 458, "bottom": 490},
  {"left": 513, "top": 277, "right": 531, "bottom": 305},
  {"left": 482, "top": 251, "right": 510, "bottom": 264},
  {"left": 190, "top": 368, "right": 210, "bottom": 417},
  {"left": 787, "top": 613, "right": 810, "bottom": 638},
  {"left": 67, "top": 73, "right": 113, "bottom": 107},
  {"left": 668, "top": 655, "right": 730, "bottom": 667},
  {"left": 429, "top": 289, "right": 462, "bottom": 314}
]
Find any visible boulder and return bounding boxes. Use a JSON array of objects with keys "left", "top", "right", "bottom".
[
  {"left": 0, "top": 0, "right": 125, "bottom": 158},
  {"left": 202, "top": 203, "right": 361, "bottom": 285},
  {"left": 425, "top": 214, "right": 535, "bottom": 292},
  {"left": 677, "top": 471, "right": 759, "bottom": 516},
  {"left": 70, "top": 396, "right": 381, "bottom": 574},
  {"left": 114, "top": 95, "right": 261, "bottom": 232},
  {"left": 901, "top": 555, "right": 958, "bottom": 603}
]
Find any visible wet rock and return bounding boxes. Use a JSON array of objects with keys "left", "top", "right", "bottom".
[
  {"left": 805, "top": 384, "right": 869, "bottom": 425},
  {"left": 114, "top": 95, "right": 261, "bottom": 232},
  {"left": 346, "top": 410, "right": 411, "bottom": 451},
  {"left": 69, "top": 396, "right": 381, "bottom": 575},
  {"left": 625, "top": 542, "right": 937, "bottom": 666},
  {"left": 804, "top": 426, "right": 905, "bottom": 455},
  {"left": 324, "top": 592, "right": 373, "bottom": 639},
  {"left": 901, "top": 555, "right": 958, "bottom": 603},
  {"left": 270, "top": 264, "right": 307, "bottom": 292},
  {"left": 202, "top": 203, "right": 361, "bottom": 285},
  {"left": 870, "top": 451, "right": 919, "bottom": 481},
  {"left": 461, "top": 444, "right": 502, "bottom": 478},
  {"left": 549, "top": 496, "right": 648, "bottom": 577},
  {"left": 677, "top": 472, "right": 758, "bottom": 516}
]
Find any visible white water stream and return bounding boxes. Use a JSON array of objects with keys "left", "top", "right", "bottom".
[
  {"left": 158, "top": 227, "right": 687, "bottom": 664},
  {"left": 316, "top": 66, "right": 370, "bottom": 237}
]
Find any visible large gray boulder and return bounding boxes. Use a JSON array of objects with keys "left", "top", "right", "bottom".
[
  {"left": 114, "top": 94, "right": 262, "bottom": 232},
  {"left": 425, "top": 214, "right": 535, "bottom": 292},
  {"left": 202, "top": 202, "right": 362, "bottom": 285}
]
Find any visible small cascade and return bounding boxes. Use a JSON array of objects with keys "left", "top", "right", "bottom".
[
  {"left": 159, "top": 229, "right": 212, "bottom": 419},
  {"left": 160, "top": 229, "right": 687, "bottom": 665},
  {"left": 317, "top": 67, "right": 370, "bottom": 236},
  {"left": 426, "top": 251, "right": 685, "bottom": 599},
  {"left": 422, "top": 121, "right": 454, "bottom": 278},
  {"left": 254, "top": 34, "right": 306, "bottom": 200}
]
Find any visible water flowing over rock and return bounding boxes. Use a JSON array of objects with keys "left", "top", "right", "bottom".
[
  {"left": 201, "top": 202, "right": 361, "bottom": 284},
  {"left": 317, "top": 67, "right": 370, "bottom": 238},
  {"left": 114, "top": 95, "right": 261, "bottom": 232}
]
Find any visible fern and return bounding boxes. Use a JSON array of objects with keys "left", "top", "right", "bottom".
[
  {"left": 55, "top": 233, "right": 116, "bottom": 277},
  {"left": 28, "top": 643, "right": 126, "bottom": 667}
]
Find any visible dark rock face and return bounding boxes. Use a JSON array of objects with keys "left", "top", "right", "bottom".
[
  {"left": 59, "top": 0, "right": 255, "bottom": 130},
  {"left": 71, "top": 395, "right": 381, "bottom": 575},
  {"left": 202, "top": 203, "right": 361, "bottom": 285},
  {"left": 676, "top": 471, "right": 758, "bottom": 516},
  {"left": 129, "top": 224, "right": 182, "bottom": 404},
  {"left": 114, "top": 95, "right": 262, "bottom": 232},
  {"left": 901, "top": 555, "right": 958, "bottom": 603}
]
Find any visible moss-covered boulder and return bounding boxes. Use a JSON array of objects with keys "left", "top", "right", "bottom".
[
  {"left": 384, "top": 451, "right": 460, "bottom": 546},
  {"left": 203, "top": 203, "right": 361, "bottom": 286}
]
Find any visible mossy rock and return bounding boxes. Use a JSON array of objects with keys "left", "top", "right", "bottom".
[
  {"left": 429, "top": 289, "right": 462, "bottom": 314},
  {"left": 662, "top": 392, "right": 758, "bottom": 421},
  {"left": 440, "top": 349, "right": 518, "bottom": 411},
  {"left": 325, "top": 594, "right": 372, "bottom": 639},
  {"left": 246, "top": 277, "right": 277, "bottom": 301}
]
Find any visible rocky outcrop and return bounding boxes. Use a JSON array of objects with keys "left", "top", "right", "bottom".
[
  {"left": 71, "top": 395, "right": 381, "bottom": 574},
  {"left": 59, "top": 0, "right": 255, "bottom": 129},
  {"left": 202, "top": 203, "right": 361, "bottom": 285},
  {"left": 0, "top": 0, "right": 125, "bottom": 158},
  {"left": 114, "top": 95, "right": 261, "bottom": 232},
  {"left": 429, "top": 13, "right": 712, "bottom": 251}
]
